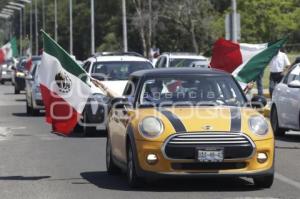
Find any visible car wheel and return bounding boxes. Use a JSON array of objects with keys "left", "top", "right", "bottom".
[
  {"left": 127, "top": 144, "right": 142, "bottom": 188},
  {"left": 26, "top": 99, "right": 32, "bottom": 115},
  {"left": 31, "top": 108, "right": 40, "bottom": 116},
  {"left": 30, "top": 98, "right": 40, "bottom": 116},
  {"left": 81, "top": 111, "right": 95, "bottom": 137},
  {"left": 106, "top": 137, "right": 121, "bottom": 175},
  {"left": 271, "top": 107, "right": 285, "bottom": 136},
  {"left": 253, "top": 173, "right": 274, "bottom": 189},
  {"left": 0, "top": 79, "right": 4, "bottom": 85},
  {"left": 14, "top": 85, "right": 20, "bottom": 94}
]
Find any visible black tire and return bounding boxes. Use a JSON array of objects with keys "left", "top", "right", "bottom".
[
  {"left": 253, "top": 174, "right": 274, "bottom": 189},
  {"left": 106, "top": 137, "right": 121, "bottom": 175},
  {"left": 31, "top": 108, "right": 40, "bottom": 116},
  {"left": 80, "top": 111, "right": 95, "bottom": 137},
  {"left": 30, "top": 98, "right": 40, "bottom": 116},
  {"left": 26, "top": 99, "right": 32, "bottom": 115},
  {"left": 0, "top": 80, "right": 4, "bottom": 85},
  {"left": 127, "top": 144, "right": 142, "bottom": 188},
  {"left": 271, "top": 106, "right": 285, "bottom": 136},
  {"left": 14, "top": 86, "right": 20, "bottom": 94}
]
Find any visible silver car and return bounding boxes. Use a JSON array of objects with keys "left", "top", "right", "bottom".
[
  {"left": 25, "top": 56, "right": 43, "bottom": 115},
  {"left": 0, "top": 59, "right": 16, "bottom": 84},
  {"left": 271, "top": 63, "right": 300, "bottom": 136}
]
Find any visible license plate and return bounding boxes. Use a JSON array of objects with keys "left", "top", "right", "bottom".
[
  {"left": 197, "top": 149, "right": 224, "bottom": 162},
  {"left": 2, "top": 71, "right": 7, "bottom": 75}
]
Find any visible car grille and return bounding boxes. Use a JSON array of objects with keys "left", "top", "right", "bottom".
[
  {"left": 171, "top": 162, "right": 247, "bottom": 170},
  {"left": 164, "top": 133, "right": 255, "bottom": 160}
]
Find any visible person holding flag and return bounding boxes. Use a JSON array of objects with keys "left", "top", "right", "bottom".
[
  {"left": 38, "top": 30, "right": 109, "bottom": 135},
  {"left": 0, "top": 37, "right": 18, "bottom": 64},
  {"left": 268, "top": 49, "right": 291, "bottom": 97},
  {"left": 210, "top": 36, "right": 288, "bottom": 97}
]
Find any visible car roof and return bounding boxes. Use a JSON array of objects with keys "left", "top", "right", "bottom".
[
  {"left": 85, "top": 55, "right": 151, "bottom": 63},
  {"left": 131, "top": 68, "right": 231, "bottom": 78},
  {"left": 161, "top": 53, "right": 208, "bottom": 60}
]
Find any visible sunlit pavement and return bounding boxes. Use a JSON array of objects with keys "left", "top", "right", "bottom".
[{"left": 0, "top": 83, "right": 300, "bottom": 199}]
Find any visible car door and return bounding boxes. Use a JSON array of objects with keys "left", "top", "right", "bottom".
[
  {"left": 275, "top": 66, "right": 299, "bottom": 128},
  {"left": 109, "top": 77, "right": 139, "bottom": 162},
  {"left": 25, "top": 65, "right": 36, "bottom": 106},
  {"left": 285, "top": 66, "right": 300, "bottom": 129}
]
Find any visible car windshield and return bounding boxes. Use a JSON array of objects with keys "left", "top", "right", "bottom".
[
  {"left": 91, "top": 61, "right": 153, "bottom": 80},
  {"left": 139, "top": 76, "right": 246, "bottom": 107},
  {"left": 169, "top": 58, "right": 207, "bottom": 68}
]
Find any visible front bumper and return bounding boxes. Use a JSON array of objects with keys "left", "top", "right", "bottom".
[{"left": 134, "top": 138, "right": 274, "bottom": 178}]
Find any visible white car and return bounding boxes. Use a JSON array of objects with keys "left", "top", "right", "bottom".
[
  {"left": 80, "top": 52, "right": 153, "bottom": 135},
  {"left": 25, "top": 56, "right": 43, "bottom": 115},
  {"left": 155, "top": 52, "right": 209, "bottom": 68},
  {"left": 0, "top": 59, "right": 16, "bottom": 84},
  {"left": 271, "top": 63, "right": 300, "bottom": 136}
]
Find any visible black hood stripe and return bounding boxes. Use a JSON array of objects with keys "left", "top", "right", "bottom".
[
  {"left": 230, "top": 107, "right": 241, "bottom": 132},
  {"left": 159, "top": 109, "right": 186, "bottom": 133}
]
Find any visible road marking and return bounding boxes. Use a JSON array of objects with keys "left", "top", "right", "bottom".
[
  {"left": 0, "top": 102, "right": 24, "bottom": 106},
  {"left": 275, "top": 172, "right": 300, "bottom": 190},
  {"left": 9, "top": 126, "right": 27, "bottom": 130},
  {"left": 0, "top": 127, "right": 10, "bottom": 140}
]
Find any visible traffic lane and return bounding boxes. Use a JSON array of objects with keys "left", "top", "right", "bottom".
[
  {"left": 0, "top": 84, "right": 300, "bottom": 198},
  {"left": 275, "top": 131, "right": 300, "bottom": 183}
]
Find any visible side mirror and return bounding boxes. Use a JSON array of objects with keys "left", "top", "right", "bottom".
[
  {"left": 250, "top": 95, "right": 267, "bottom": 109},
  {"left": 91, "top": 74, "right": 105, "bottom": 81},
  {"left": 288, "top": 80, "right": 300, "bottom": 88},
  {"left": 111, "top": 97, "right": 132, "bottom": 109},
  {"left": 25, "top": 75, "right": 34, "bottom": 81}
]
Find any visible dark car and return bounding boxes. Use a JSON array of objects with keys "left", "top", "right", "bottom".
[{"left": 13, "top": 57, "right": 27, "bottom": 94}]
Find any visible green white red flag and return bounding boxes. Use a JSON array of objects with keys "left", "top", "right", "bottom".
[
  {"left": 38, "top": 31, "right": 92, "bottom": 135},
  {"left": 0, "top": 37, "right": 18, "bottom": 63},
  {"left": 210, "top": 37, "right": 288, "bottom": 84}
]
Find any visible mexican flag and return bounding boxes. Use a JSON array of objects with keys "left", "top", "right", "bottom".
[
  {"left": 0, "top": 37, "right": 18, "bottom": 63},
  {"left": 210, "top": 37, "right": 288, "bottom": 84},
  {"left": 38, "top": 31, "right": 92, "bottom": 135}
]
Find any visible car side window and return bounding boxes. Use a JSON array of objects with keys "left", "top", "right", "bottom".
[
  {"left": 83, "top": 62, "right": 91, "bottom": 73},
  {"left": 123, "top": 77, "right": 139, "bottom": 97},
  {"left": 156, "top": 57, "right": 167, "bottom": 68},
  {"left": 155, "top": 57, "right": 162, "bottom": 68},
  {"left": 283, "top": 65, "right": 299, "bottom": 84}
]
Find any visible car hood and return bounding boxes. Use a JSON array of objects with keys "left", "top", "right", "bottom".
[{"left": 130, "top": 106, "right": 273, "bottom": 142}]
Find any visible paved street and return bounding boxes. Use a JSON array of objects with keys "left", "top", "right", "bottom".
[{"left": 0, "top": 83, "right": 300, "bottom": 199}]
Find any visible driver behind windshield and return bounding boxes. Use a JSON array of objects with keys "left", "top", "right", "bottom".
[{"left": 143, "top": 80, "right": 164, "bottom": 103}]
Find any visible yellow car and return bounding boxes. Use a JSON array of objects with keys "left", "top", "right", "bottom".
[{"left": 106, "top": 68, "right": 274, "bottom": 188}]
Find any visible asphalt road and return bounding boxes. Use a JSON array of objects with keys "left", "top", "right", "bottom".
[{"left": 0, "top": 83, "right": 300, "bottom": 199}]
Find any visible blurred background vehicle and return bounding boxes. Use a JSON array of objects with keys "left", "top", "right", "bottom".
[
  {"left": 13, "top": 57, "right": 27, "bottom": 94},
  {"left": 25, "top": 56, "right": 43, "bottom": 116},
  {"left": 0, "top": 58, "right": 16, "bottom": 84},
  {"left": 271, "top": 63, "right": 300, "bottom": 136},
  {"left": 155, "top": 52, "right": 209, "bottom": 68},
  {"left": 79, "top": 52, "right": 153, "bottom": 136}
]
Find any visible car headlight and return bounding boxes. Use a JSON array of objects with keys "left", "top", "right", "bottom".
[
  {"left": 16, "top": 72, "right": 25, "bottom": 77},
  {"left": 139, "top": 117, "right": 164, "bottom": 139},
  {"left": 249, "top": 115, "right": 269, "bottom": 136}
]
